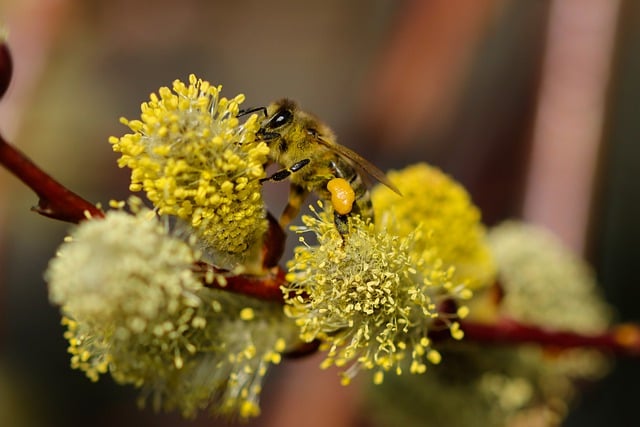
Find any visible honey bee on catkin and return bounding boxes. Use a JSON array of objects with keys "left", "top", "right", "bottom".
[{"left": 246, "top": 99, "right": 400, "bottom": 235}]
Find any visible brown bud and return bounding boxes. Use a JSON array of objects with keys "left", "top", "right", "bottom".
[{"left": 0, "top": 43, "right": 13, "bottom": 99}]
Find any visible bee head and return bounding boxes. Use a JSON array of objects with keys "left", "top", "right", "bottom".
[{"left": 257, "top": 99, "right": 297, "bottom": 142}]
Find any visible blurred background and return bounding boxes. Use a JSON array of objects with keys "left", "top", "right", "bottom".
[{"left": 0, "top": 0, "right": 639, "bottom": 425}]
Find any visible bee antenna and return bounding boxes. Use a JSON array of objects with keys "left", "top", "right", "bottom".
[{"left": 238, "top": 106, "right": 268, "bottom": 118}]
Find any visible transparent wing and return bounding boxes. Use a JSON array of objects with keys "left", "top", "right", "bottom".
[{"left": 316, "top": 137, "right": 402, "bottom": 195}]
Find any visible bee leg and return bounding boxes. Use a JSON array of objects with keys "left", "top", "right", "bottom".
[
  {"left": 280, "top": 184, "right": 309, "bottom": 228},
  {"left": 326, "top": 178, "right": 356, "bottom": 217},
  {"left": 334, "top": 212, "right": 349, "bottom": 237},
  {"left": 237, "top": 106, "right": 267, "bottom": 118},
  {"left": 260, "top": 159, "right": 311, "bottom": 183}
]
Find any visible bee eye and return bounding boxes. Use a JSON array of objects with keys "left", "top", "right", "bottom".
[{"left": 267, "top": 109, "right": 293, "bottom": 129}]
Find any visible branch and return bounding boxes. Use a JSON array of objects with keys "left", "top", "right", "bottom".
[
  {"left": 0, "top": 43, "right": 11, "bottom": 99},
  {"left": 0, "top": 134, "right": 103, "bottom": 222},
  {"left": 459, "top": 318, "right": 640, "bottom": 357},
  {"left": 195, "top": 261, "right": 287, "bottom": 302}
]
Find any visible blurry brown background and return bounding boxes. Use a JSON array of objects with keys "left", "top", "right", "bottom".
[{"left": 1, "top": 0, "right": 639, "bottom": 426}]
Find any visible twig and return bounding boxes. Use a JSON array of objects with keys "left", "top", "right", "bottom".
[
  {"left": 194, "top": 261, "right": 287, "bottom": 302},
  {"left": 459, "top": 318, "right": 640, "bottom": 357},
  {"left": 0, "top": 134, "right": 103, "bottom": 222},
  {"left": 0, "top": 43, "right": 12, "bottom": 99}
]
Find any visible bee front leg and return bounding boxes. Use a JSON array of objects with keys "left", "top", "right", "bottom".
[
  {"left": 260, "top": 159, "right": 311, "bottom": 183},
  {"left": 280, "top": 184, "right": 309, "bottom": 228},
  {"left": 237, "top": 106, "right": 268, "bottom": 118}
]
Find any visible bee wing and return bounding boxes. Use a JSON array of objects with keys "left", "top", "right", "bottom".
[{"left": 316, "top": 138, "right": 402, "bottom": 196}]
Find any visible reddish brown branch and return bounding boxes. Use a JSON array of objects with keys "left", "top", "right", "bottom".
[
  {"left": 0, "top": 43, "right": 12, "bottom": 99},
  {"left": 283, "top": 340, "right": 321, "bottom": 358},
  {"left": 195, "top": 262, "right": 287, "bottom": 302},
  {"left": 0, "top": 134, "right": 103, "bottom": 222},
  {"left": 459, "top": 318, "right": 640, "bottom": 357}
]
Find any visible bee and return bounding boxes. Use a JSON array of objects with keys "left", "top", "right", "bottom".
[{"left": 249, "top": 99, "right": 400, "bottom": 235}]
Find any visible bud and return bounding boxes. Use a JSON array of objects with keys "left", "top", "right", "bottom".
[{"left": 0, "top": 41, "right": 13, "bottom": 99}]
